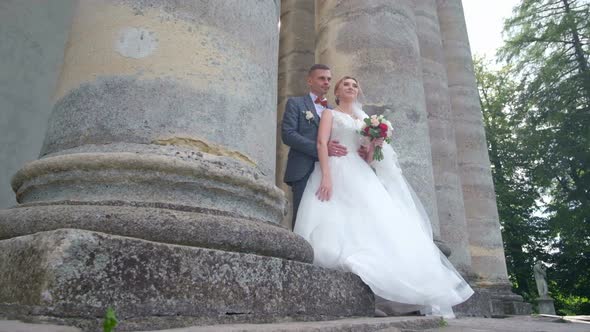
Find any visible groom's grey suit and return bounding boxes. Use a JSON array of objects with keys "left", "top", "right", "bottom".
[{"left": 281, "top": 94, "right": 326, "bottom": 228}]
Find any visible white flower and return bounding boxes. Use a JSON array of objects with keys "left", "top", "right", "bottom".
[
  {"left": 370, "top": 117, "right": 380, "bottom": 127},
  {"left": 385, "top": 121, "right": 393, "bottom": 138},
  {"left": 304, "top": 110, "right": 315, "bottom": 123}
]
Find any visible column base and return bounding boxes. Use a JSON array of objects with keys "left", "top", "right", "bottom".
[
  {"left": 453, "top": 284, "right": 532, "bottom": 317},
  {"left": 487, "top": 284, "right": 533, "bottom": 316},
  {"left": 453, "top": 287, "right": 493, "bottom": 317},
  {"left": 0, "top": 229, "right": 374, "bottom": 331},
  {"left": 491, "top": 298, "right": 533, "bottom": 316},
  {"left": 0, "top": 203, "right": 313, "bottom": 263}
]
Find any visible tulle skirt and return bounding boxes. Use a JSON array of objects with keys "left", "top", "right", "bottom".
[{"left": 294, "top": 145, "right": 473, "bottom": 310}]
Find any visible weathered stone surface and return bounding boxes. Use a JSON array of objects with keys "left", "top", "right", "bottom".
[
  {"left": 454, "top": 285, "right": 531, "bottom": 317},
  {"left": 0, "top": 0, "right": 535, "bottom": 324},
  {"left": 375, "top": 296, "right": 424, "bottom": 317},
  {"left": 491, "top": 300, "right": 533, "bottom": 317},
  {"left": 0, "top": 229, "right": 374, "bottom": 331},
  {"left": 13, "top": 147, "right": 285, "bottom": 225},
  {"left": 0, "top": 203, "right": 313, "bottom": 263},
  {"left": 452, "top": 288, "right": 492, "bottom": 318},
  {"left": 47, "top": 0, "right": 280, "bottom": 180},
  {"left": 488, "top": 285, "right": 532, "bottom": 317}
]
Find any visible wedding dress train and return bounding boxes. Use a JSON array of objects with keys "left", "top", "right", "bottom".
[{"left": 294, "top": 109, "right": 473, "bottom": 314}]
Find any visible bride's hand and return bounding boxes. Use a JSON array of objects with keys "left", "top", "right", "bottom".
[
  {"left": 373, "top": 137, "right": 385, "bottom": 147},
  {"left": 316, "top": 176, "right": 332, "bottom": 201}
]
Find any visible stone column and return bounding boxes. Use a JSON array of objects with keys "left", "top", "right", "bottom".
[
  {"left": 315, "top": 0, "right": 441, "bottom": 237},
  {"left": 3, "top": 0, "right": 296, "bottom": 255},
  {"left": 277, "top": 0, "right": 316, "bottom": 228},
  {"left": 0, "top": 0, "right": 75, "bottom": 209},
  {"left": 413, "top": 0, "right": 472, "bottom": 275},
  {"left": 436, "top": 0, "right": 508, "bottom": 286},
  {"left": 0, "top": 1, "right": 373, "bottom": 329},
  {"left": 437, "top": 0, "right": 531, "bottom": 315}
]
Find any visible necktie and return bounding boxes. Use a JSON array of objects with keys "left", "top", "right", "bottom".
[{"left": 315, "top": 97, "right": 328, "bottom": 108}]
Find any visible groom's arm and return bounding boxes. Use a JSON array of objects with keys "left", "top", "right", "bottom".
[{"left": 281, "top": 98, "right": 319, "bottom": 158}]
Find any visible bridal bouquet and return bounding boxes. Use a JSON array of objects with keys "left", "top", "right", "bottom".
[{"left": 360, "top": 114, "right": 392, "bottom": 161}]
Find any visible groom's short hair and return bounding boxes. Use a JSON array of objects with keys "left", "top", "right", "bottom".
[{"left": 308, "top": 64, "right": 330, "bottom": 75}]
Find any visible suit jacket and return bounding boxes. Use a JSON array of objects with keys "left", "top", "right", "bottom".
[{"left": 281, "top": 94, "right": 326, "bottom": 184}]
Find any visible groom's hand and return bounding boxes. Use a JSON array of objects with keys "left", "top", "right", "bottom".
[{"left": 328, "top": 140, "right": 347, "bottom": 157}]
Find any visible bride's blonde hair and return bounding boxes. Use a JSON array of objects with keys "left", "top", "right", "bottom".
[{"left": 334, "top": 76, "right": 363, "bottom": 105}]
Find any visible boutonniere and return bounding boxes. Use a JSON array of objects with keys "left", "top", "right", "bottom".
[{"left": 304, "top": 110, "right": 315, "bottom": 123}]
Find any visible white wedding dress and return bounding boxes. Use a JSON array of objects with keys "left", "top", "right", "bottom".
[{"left": 294, "top": 109, "right": 473, "bottom": 315}]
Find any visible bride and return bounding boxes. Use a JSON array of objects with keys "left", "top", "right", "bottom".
[{"left": 294, "top": 76, "right": 474, "bottom": 316}]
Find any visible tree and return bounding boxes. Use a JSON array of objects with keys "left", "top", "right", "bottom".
[{"left": 498, "top": 0, "right": 590, "bottom": 314}]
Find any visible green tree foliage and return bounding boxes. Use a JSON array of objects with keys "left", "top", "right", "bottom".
[{"left": 481, "top": 0, "right": 590, "bottom": 314}]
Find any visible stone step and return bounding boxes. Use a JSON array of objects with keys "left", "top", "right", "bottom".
[
  {"left": 5, "top": 316, "right": 590, "bottom": 332},
  {"left": 0, "top": 320, "right": 80, "bottom": 332},
  {"left": 0, "top": 229, "right": 374, "bottom": 331},
  {"left": 0, "top": 316, "right": 442, "bottom": 332},
  {"left": 142, "top": 316, "right": 442, "bottom": 332}
]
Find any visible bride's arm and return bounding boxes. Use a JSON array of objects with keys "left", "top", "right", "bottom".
[
  {"left": 316, "top": 110, "right": 333, "bottom": 201},
  {"left": 363, "top": 143, "right": 375, "bottom": 163}
]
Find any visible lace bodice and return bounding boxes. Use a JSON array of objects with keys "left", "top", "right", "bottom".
[{"left": 329, "top": 110, "right": 365, "bottom": 151}]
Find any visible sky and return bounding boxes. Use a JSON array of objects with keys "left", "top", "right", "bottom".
[{"left": 462, "top": 0, "right": 521, "bottom": 59}]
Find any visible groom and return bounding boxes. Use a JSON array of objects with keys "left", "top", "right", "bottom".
[{"left": 281, "top": 64, "right": 348, "bottom": 229}]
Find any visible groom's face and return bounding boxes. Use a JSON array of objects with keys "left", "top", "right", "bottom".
[{"left": 307, "top": 69, "right": 332, "bottom": 97}]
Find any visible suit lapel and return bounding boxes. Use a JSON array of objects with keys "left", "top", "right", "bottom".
[{"left": 304, "top": 95, "right": 320, "bottom": 126}]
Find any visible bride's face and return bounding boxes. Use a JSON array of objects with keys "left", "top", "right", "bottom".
[{"left": 336, "top": 78, "right": 359, "bottom": 103}]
